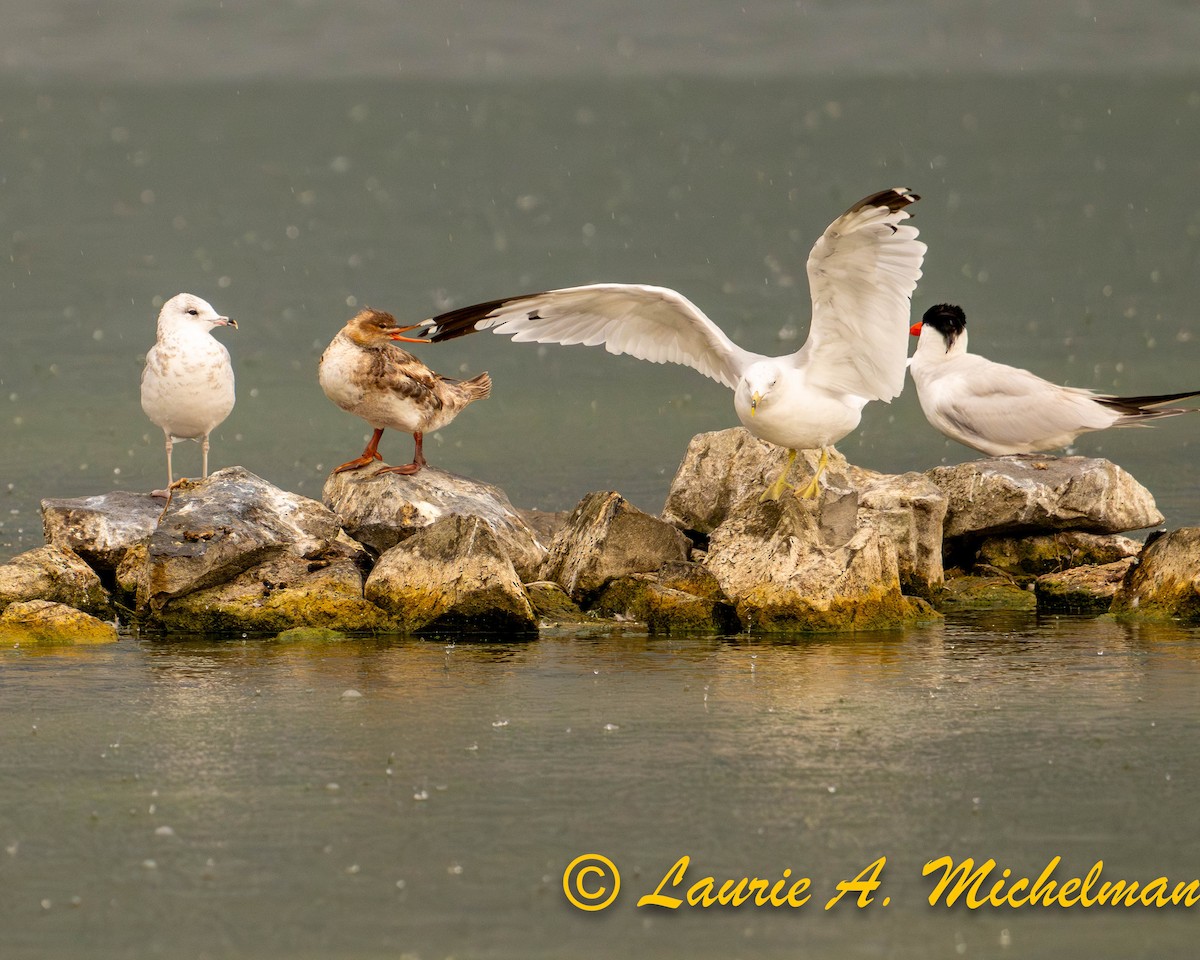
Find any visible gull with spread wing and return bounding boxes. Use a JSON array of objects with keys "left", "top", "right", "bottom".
[
  {"left": 400, "top": 188, "right": 926, "bottom": 499},
  {"left": 909, "top": 303, "right": 1200, "bottom": 455}
]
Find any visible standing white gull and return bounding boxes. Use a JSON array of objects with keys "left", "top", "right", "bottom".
[
  {"left": 140, "top": 293, "right": 237, "bottom": 493},
  {"left": 403, "top": 187, "right": 925, "bottom": 499},
  {"left": 908, "top": 303, "right": 1200, "bottom": 455}
]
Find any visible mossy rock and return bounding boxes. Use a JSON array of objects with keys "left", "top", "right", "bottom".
[
  {"left": 735, "top": 587, "right": 938, "bottom": 633},
  {"left": 0, "top": 600, "right": 119, "bottom": 645},
  {"left": 936, "top": 576, "right": 1037, "bottom": 612}
]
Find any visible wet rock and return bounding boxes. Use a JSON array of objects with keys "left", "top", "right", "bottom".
[
  {"left": 41, "top": 491, "right": 164, "bottom": 572},
  {"left": 323, "top": 464, "right": 545, "bottom": 579},
  {"left": 592, "top": 562, "right": 740, "bottom": 633},
  {"left": 703, "top": 495, "right": 935, "bottom": 632},
  {"left": 937, "top": 575, "right": 1037, "bottom": 611},
  {"left": 524, "top": 581, "right": 588, "bottom": 625},
  {"left": 928, "top": 456, "right": 1162, "bottom": 541},
  {"left": 147, "top": 555, "right": 390, "bottom": 634},
  {"left": 977, "top": 532, "right": 1142, "bottom": 582},
  {"left": 134, "top": 467, "right": 350, "bottom": 612},
  {"left": 541, "top": 491, "right": 691, "bottom": 603},
  {"left": 0, "top": 600, "right": 118, "bottom": 645},
  {"left": 0, "top": 545, "right": 110, "bottom": 616},
  {"left": 1035, "top": 559, "right": 1134, "bottom": 614},
  {"left": 662, "top": 427, "right": 851, "bottom": 535},
  {"left": 1111, "top": 528, "right": 1200, "bottom": 621},
  {"left": 273, "top": 626, "right": 347, "bottom": 643},
  {"left": 365, "top": 514, "right": 537, "bottom": 634},
  {"left": 856, "top": 471, "right": 947, "bottom": 598}
]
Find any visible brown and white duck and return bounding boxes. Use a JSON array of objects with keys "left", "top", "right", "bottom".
[{"left": 318, "top": 307, "right": 491, "bottom": 475}]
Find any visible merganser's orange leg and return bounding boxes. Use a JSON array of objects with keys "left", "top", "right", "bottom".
[
  {"left": 377, "top": 431, "right": 427, "bottom": 475},
  {"left": 333, "top": 427, "right": 386, "bottom": 473}
]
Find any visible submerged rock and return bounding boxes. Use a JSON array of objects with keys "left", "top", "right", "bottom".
[
  {"left": 1035, "top": 559, "right": 1135, "bottom": 614},
  {"left": 323, "top": 464, "right": 546, "bottom": 579},
  {"left": 0, "top": 599, "right": 118, "bottom": 645},
  {"left": 592, "top": 561, "right": 740, "bottom": 633},
  {"left": 524, "top": 581, "right": 588, "bottom": 625},
  {"left": 41, "top": 491, "right": 164, "bottom": 571},
  {"left": 365, "top": 514, "right": 537, "bottom": 634},
  {"left": 928, "top": 456, "right": 1162, "bottom": 541},
  {"left": 1111, "top": 528, "right": 1200, "bottom": 621},
  {"left": 0, "top": 545, "right": 110, "bottom": 617},
  {"left": 937, "top": 575, "right": 1037, "bottom": 611},
  {"left": 540, "top": 491, "right": 691, "bottom": 604}
]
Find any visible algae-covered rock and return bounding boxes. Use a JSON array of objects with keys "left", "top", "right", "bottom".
[
  {"left": 0, "top": 600, "right": 119, "bottom": 645},
  {"left": 1035, "top": 559, "right": 1134, "bottom": 614},
  {"left": 136, "top": 466, "right": 351, "bottom": 612},
  {"left": 937, "top": 575, "right": 1037, "bottom": 612},
  {"left": 1111, "top": 528, "right": 1200, "bottom": 621},
  {"left": 365, "top": 514, "right": 537, "bottom": 635},
  {"left": 928, "top": 456, "right": 1162, "bottom": 540},
  {"left": 592, "top": 566, "right": 741, "bottom": 634},
  {"left": 541, "top": 491, "right": 691, "bottom": 603},
  {"left": 978, "top": 532, "right": 1142, "bottom": 581},
  {"left": 0, "top": 545, "right": 111, "bottom": 617},
  {"left": 524, "top": 581, "right": 588, "bottom": 625},
  {"left": 273, "top": 626, "right": 349, "bottom": 644},
  {"left": 323, "top": 464, "right": 546, "bottom": 579},
  {"left": 149, "top": 555, "right": 390, "bottom": 634},
  {"left": 41, "top": 491, "right": 163, "bottom": 571},
  {"left": 703, "top": 494, "right": 934, "bottom": 632}
]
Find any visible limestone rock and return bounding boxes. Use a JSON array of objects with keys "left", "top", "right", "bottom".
[
  {"left": 135, "top": 467, "right": 349, "bottom": 612},
  {"left": 323, "top": 464, "right": 545, "bottom": 579},
  {"left": 0, "top": 600, "right": 118, "bottom": 645},
  {"left": 927, "top": 456, "right": 1162, "bottom": 541},
  {"left": 0, "top": 545, "right": 110, "bottom": 616},
  {"left": 1111, "top": 528, "right": 1200, "bottom": 621},
  {"left": 541, "top": 491, "right": 691, "bottom": 603},
  {"left": 41, "top": 491, "right": 164, "bottom": 571},
  {"left": 856, "top": 471, "right": 947, "bottom": 598},
  {"left": 365, "top": 514, "right": 537, "bottom": 634},
  {"left": 147, "top": 555, "right": 390, "bottom": 634},
  {"left": 703, "top": 495, "right": 934, "bottom": 632},
  {"left": 1035, "top": 559, "right": 1134, "bottom": 614},
  {"left": 593, "top": 562, "right": 740, "bottom": 633},
  {"left": 524, "top": 581, "right": 588, "bottom": 625},
  {"left": 977, "top": 532, "right": 1142, "bottom": 582},
  {"left": 662, "top": 427, "right": 850, "bottom": 534}
]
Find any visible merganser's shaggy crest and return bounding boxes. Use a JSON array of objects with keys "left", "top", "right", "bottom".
[
  {"left": 140, "top": 293, "right": 237, "bottom": 492},
  {"left": 319, "top": 307, "right": 491, "bottom": 475},
  {"left": 404, "top": 188, "right": 925, "bottom": 499},
  {"left": 908, "top": 303, "right": 1200, "bottom": 455}
]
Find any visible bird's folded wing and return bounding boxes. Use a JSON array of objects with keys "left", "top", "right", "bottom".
[
  {"left": 419, "top": 283, "right": 763, "bottom": 390},
  {"left": 800, "top": 188, "right": 926, "bottom": 402}
]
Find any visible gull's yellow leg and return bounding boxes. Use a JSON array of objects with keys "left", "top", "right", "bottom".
[
  {"left": 796, "top": 448, "right": 830, "bottom": 500},
  {"left": 760, "top": 448, "right": 798, "bottom": 502}
]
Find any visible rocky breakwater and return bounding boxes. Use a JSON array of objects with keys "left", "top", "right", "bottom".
[{"left": 10, "top": 430, "right": 1197, "bottom": 642}]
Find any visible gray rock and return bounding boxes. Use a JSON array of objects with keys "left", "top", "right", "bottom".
[
  {"left": 928, "top": 456, "right": 1163, "bottom": 540},
  {"left": 0, "top": 545, "right": 110, "bottom": 616},
  {"left": 365, "top": 514, "right": 537, "bottom": 634},
  {"left": 41, "top": 491, "right": 164, "bottom": 571},
  {"left": 0, "top": 599, "right": 119, "bottom": 645},
  {"left": 703, "top": 494, "right": 934, "bottom": 632},
  {"left": 541, "top": 491, "right": 691, "bottom": 603},
  {"left": 323, "top": 464, "right": 545, "bottom": 579},
  {"left": 1111, "top": 528, "right": 1200, "bottom": 621},
  {"left": 1035, "top": 559, "right": 1135, "bottom": 614},
  {"left": 134, "top": 466, "right": 350, "bottom": 612},
  {"left": 661, "top": 427, "right": 851, "bottom": 534},
  {"left": 855, "top": 470, "right": 947, "bottom": 598}
]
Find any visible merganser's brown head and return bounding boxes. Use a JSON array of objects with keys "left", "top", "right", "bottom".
[{"left": 344, "top": 308, "right": 428, "bottom": 346}]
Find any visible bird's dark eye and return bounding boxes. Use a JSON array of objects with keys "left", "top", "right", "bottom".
[{"left": 187, "top": 308, "right": 199, "bottom": 316}]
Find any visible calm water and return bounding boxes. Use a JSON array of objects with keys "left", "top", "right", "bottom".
[
  {"left": 3, "top": 4, "right": 1200, "bottom": 958},
  {"left": 2, "top": 615, "right": 1199, "bottom": 959}
]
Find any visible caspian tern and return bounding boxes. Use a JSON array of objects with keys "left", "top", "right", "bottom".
[
  {"left": 908, "top": 303, "right": 1200, "bottom": 455},
  {"left": 319, "top": 307, "right": 491, "bottom": 475},
  {"left": 400, "top": 188, "right": 925, "bottom": 500},
  {"left": 140, "top": 293, "right": 237, "bottom": 492}
]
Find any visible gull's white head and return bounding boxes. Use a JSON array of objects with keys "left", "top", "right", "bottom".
[
  {"left": 739, "top": 360, "right": 785, "bottom": 418},
  {"left": 156, "top": 293, "right": 237, "bottom": 336}
]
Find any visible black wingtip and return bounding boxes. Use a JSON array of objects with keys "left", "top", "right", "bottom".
[{"left": 845, "top": 186, "right": 920, "bottom": 218}]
